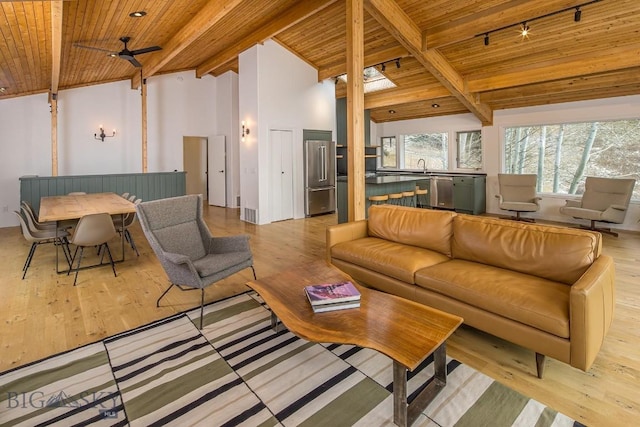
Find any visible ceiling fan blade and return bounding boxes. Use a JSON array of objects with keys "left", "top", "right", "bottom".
[
  {"left": 73, "top": 43, "right": 115, "bottom": 54},
  {"left": 130, "top": 46, "right": 162, "bottom": 56},
  {"left": 127, "top": 56, "right": 143, "bottom": 68}
]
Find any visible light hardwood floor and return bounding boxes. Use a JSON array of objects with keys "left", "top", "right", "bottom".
[{"left": 1, "top": 206, "right": 638, "bottom": 426}]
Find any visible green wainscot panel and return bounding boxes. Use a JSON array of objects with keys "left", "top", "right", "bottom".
[{"left": 20, "top": 172, "right": 186, "bottom": 214}]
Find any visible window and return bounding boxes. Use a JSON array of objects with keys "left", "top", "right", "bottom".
[
  {"left": 403, "top": 132, "right": 448, "bottom": 170},
  {"left": 381, "top": 136, "right": 397, "bottom": 168},
  {"left": 456, "top": 130, "right": 482, "bottom": 169},
  {"left": 504, "top": 119, "right": 640, "bottom": 200},
  {"left": 337, "top": 67, "right": 396, "bottom": 93}
]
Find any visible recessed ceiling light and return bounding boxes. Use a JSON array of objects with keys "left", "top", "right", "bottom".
[
  {"left": 388, "top": 109, "right": 396, "bottom": 114},
  {"left": 0, "top": 87, "right": 6, "bottom": 93},
  {"left": 129, "top": 11, "right": 146, "bottom": 18},
  {"left": 431, "top": 103, "right": 440, "bottom": 108}
]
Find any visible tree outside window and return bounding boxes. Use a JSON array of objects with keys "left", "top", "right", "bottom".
[{"left": 504, "top": 119, "right": 639, "bottom": 200}]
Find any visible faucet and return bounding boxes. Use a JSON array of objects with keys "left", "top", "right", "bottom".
[{"left": 417, "top": 158, "right": 426, "bottom": 174}]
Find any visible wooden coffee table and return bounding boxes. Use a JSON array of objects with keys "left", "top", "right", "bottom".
[{"left": 246, "top": 260, "right": 462, "bottom": 427}]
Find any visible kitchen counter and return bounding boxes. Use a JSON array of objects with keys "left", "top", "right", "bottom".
[{"left": 336, "top": 172, "right": 486, "bottom": 223}]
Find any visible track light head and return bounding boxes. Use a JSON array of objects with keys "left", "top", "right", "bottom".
[
  {"left": 395, "top": 59, "right": 400, "bottom": 68},
  {"left": 381, "top": 63, "right": 386, "bottom": 72},
  {"left": 574, "top": 7, "right": 582, "bottom": 22},
  {"left": 484, "top": 33, "right": 489, "bottom": 46}
]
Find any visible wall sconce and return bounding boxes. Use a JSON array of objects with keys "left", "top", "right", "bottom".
[
  {"left": 241, "top": 121, "right": 250, "bottom": 142},
  {"left": 94, "top": 125, "right": 116, "bottom": 142}
]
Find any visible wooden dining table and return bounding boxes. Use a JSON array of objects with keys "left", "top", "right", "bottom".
[{"left": 39, "top": 192, "right": 137, "bottom": 273}]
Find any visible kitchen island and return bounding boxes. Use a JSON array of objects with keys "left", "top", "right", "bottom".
[{"left": 336, "top": 172, "right": 486, "bottom": 223}]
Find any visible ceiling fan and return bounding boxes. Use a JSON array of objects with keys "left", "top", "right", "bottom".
[{"left": 73, "top": 36, "right": 162, "bottom": 67}]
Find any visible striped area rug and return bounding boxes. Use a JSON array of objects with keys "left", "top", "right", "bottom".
[{"left": 0, "top": 292, "right": 582, "bottom": 426}]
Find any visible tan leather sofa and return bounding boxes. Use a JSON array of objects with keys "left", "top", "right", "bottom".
[{"left": 326, "top": 204, "right": 615, "bottom": 378}]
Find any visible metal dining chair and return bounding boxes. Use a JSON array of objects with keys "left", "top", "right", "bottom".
[
  {"left": 15, "top": 210, "right": 70, "bottom": 279},
  {"left": 67, "top": 212, "right": 118, "bottom": 286},
  {"left": 20, "top": 203, "right": 56, "bottom": 232}
]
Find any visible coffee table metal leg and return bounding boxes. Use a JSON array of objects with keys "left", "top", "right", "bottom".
[
  {"left": 270, "top": 311, "right": 280, "bottom": 333},
  {"left": 393, "top": 342, "right": 447, "bottom": 427}
]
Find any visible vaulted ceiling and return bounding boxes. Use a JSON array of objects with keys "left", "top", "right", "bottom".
[{"left": 1, "top": 0, "right": 639, "bottom": 124}]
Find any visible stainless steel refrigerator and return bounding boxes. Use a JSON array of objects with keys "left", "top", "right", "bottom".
[{"left": 304, "top": 140, "right": 336, "bottom": 216}]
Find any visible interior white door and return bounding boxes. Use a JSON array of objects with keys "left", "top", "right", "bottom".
[
  {"left": 208, "top": 135, "right": 226, "bottom": 207},
  {"left": 270, "top": 129, "right": 294, "bottom": 221}
]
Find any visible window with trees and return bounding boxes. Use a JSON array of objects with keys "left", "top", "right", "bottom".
[
  {"left": 504, "top": 119, "right": 640, "bottom": 200},
  {"left": 403, "top": 133, "right": 448, "bottom": 170},
  {"left": 456, "top": 130, "right": 482, "bottom": 169},
  {"left": 381, "top": 136, "right": 397, "bottom": 168}
]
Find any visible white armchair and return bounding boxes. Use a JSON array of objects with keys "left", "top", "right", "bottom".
[
  {"left": 559, "top": 176, "right": 636, "bottom": 237},
  {"left": 495, "top": 174, "right": 542, "bottom": 222}
]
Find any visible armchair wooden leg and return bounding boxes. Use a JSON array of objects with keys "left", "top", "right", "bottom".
[{"left": 536, "top": 353, "right": 546, "bottom": 379}]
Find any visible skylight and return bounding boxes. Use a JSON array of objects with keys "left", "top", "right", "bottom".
[{"left": 338, "top": 66, "right": 396, "bottom": 93}]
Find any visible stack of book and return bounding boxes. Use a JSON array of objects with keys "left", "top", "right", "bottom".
[{"left": 304, "top": 281, "right": 361, "bottom": 313}]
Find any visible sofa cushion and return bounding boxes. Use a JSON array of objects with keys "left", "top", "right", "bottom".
[
  {"left": 368, "top": 205, "right": 456, "bottom": 257},
  {"left": 451, "top": 215, "right": 600, "bottom": 285},
  {"left": 415, "top": 259, "right": 570, "bottom": 338},
  {"left": 331, "top": 237, "right": 450, "bottom": 283}
]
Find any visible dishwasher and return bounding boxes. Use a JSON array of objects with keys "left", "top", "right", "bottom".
[{"left": 429, "top": 176, "right": 454, "bottom": 209}]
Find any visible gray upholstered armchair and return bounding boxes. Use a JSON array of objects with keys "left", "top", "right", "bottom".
[
  {"left": 136, "top": 194, "right": 256, "bottom": 328},
  {"left": 559, "top": 176, "right": 636, "bottom": 237}
]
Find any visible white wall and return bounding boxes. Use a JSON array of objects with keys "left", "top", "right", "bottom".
[
  {"left": 0, "top": 70, "right": 218, "bottom": 228},
  {"left": 373, "top": 95, "right": 640, "bottom": 232},
  {"left": 239, "top": 40, "right": 336, "bottom": 224}
]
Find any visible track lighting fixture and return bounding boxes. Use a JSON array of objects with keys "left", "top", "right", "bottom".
[
  {"left": 381, "top": 63, "right": 386, "bottom": 72},
  {"left": 476, "top": 0, "right": 598, "bottom": 45},
  {"left": 519, "top": 22, "right": 530, "bottom": 39},
  {"left": 396, "top": 59, "right": 401, "bottom": 69}
]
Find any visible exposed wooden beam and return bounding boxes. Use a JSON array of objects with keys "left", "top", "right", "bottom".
[
  {"left": 364, "top": 0, "right": 493, "bottom": 125},
  {"left": 467, "top": 45, "right": 640, "bottom": 92},
  {"left": 141, "top": 76, "right": 148, "bottom": 173},
  {"left": 195, "top": 0, "right": 338, "bottom": 78},
  {"left": 363, "top": 85, "right": 450, "bottom": 109},
  {"left": 318, "top": 45, "right": 410, "bottom": 81},
  {"left": 424, "top": 0, "right": 588, "bottom": 49},
  {"left": 131, "top": 0, "right": 245, "bottom": 89},
  {"left": 347, "top": 0, "right": 366, "bottom": 222},
  {"left": 49, "top": 1, "right": 62, "bottom": 98},
  {"left": 50, "top": 96, "right": 58, "bottom": 176}
]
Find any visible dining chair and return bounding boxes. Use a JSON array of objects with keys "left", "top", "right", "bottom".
[
  {"left": 112, "top": 198, "right": 142, "bottom": 256},
  {"left": 121, "top": 192, "right": 130, "bottom": 199},
  {"left": 68, "top": 192, "right": 87, "bottom": 196},
  {"left": 15, "top": 210, "right": 70, "bottom": 279},
  {"left": 20, "top": 203, "right": 56, "bottom": 232},
  {"left": 67, "top": 212, "right": 118, "bottom": 286}
]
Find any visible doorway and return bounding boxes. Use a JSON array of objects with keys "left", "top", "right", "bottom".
[
  {"left": 183, "top": 136, "right": 208, "bottom": 201},
  {"left": 270, "top": 129, "right": 294, "bottom": 222}
]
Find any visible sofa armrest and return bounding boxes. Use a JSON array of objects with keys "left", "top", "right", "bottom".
[
  {"left": 564, "top": 199, "right": 581, "bottom": 208},
  {"left": 569, "top": 255, "right": 615, "bottom": 371},
  {"left": 326, "top": 220, "right": 368, "bottom": 263}
]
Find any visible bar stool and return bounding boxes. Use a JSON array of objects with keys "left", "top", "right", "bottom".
[
  {"left": 415, "top": 186, "right": 429, "bottom": 208},
  {"left": 401, "top": 191, "right": 415, "bottom": 207},
  {"left": 368, "top": 194, "right": 389, "bottom": 206},
  {"left": 388, "top": 193, "right": 403, "bottom": 205}
]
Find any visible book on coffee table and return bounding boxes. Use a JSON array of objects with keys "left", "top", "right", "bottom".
[
  {"left": 304, "top": 281, "right": 361, "bottom": 307},
  {"left": 310, "top": 300, "right": 361, "bottom": 313}
]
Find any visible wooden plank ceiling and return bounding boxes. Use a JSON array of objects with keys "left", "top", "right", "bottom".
[{"left": 0, "top": 0, "right": 639, "bottom": 124}]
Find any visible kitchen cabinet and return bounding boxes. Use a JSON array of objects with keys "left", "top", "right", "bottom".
[{"left": 453, "top": 176, "right": 486, "bottom": 215}]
